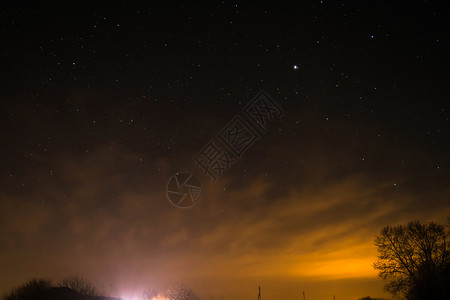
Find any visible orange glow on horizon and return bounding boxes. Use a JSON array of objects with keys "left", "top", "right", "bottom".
[{"left": 294, "top": 257, "right": 378, "bottom": 279}]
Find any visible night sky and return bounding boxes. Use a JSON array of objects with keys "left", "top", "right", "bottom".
[{"left": 1, "top": 1, "right": 449, "bottom": 300}]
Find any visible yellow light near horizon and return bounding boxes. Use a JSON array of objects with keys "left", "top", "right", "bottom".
[
  {"left": 298, "top": 257, "right": 377, "bottom": 279},
  {"left": 149, "top": 295, "right": 169, "bottom": 300}
]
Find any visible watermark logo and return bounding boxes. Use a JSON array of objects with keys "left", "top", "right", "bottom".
[
  {"left": 243, "top": 90, "right": 284, "bottom": 132},
  {"left": 166, "top": 172, "right": 202, "bottom": 209},
  {"left": 166, "top": 90, "right": 284, "bottom": 208},
  {"left": 218, "top": 115, "right": 260, "bottom": 158}
]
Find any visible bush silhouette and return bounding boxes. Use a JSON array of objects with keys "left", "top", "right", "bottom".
[
  {"left": 165, "top": 284, "right": 200, "bottom": 300},
  {"left": 2, "top": 278, "right": 52, "bottom": 300},
  {"left": 58, "top": 275, "right": 99, "bottom": 297},
  {"left": 2, "top": 276, "right": 100, "bottom": 300}
]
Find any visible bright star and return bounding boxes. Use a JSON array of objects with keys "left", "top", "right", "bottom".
[{"left": 293, "top": 65, "right": 299, "bottom": 70}]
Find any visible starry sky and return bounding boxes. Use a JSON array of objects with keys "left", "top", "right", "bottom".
[{"left": 1, "top": 1, "right": 449, "bottom": 300}]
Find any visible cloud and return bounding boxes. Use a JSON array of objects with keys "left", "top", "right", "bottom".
[{"left": 0, "top": 141, "right": 447, "bottom": 300}]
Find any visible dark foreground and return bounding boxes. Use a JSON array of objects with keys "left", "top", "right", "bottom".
[{"left": 33, "top": 287, "right": 121, "bottom": 300}]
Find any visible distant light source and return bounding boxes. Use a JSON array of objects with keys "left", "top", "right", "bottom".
[
  {"left": 293, "top": 65, "right": 299, "bottom": 70},
  {"left": 149, "top": 296, "right": 169, "bottom": 300}
]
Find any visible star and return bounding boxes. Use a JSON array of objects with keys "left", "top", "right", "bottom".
[{"left": 293, "top": 65, "right": 299, "bottom": 70}]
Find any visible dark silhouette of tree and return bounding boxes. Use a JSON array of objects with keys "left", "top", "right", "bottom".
[
  {"left": 36, "top": 287, "right": 83, "bottom": 300},
  {"left": 59, "top": 275, "right": 99, "bottom": 297},
  {"left": 374, "top": 220, "right": 450, "bottom": 299},
  {"left": 165, "top": 284, "right": 199, "bottom": 300},
  {"left": 1, "top": 278, "right": 52, "bottom": 300},
  {"left": 405, "top": 260, "right": 450, "bottom": 300}
]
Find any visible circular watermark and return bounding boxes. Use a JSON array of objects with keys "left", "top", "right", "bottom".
[{"left": 166, "top": 172, "right": 202, "bottom": 209}]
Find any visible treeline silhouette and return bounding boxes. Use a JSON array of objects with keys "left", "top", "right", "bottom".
[
  {"left": 0, "top": 276, "right": 110, "bottom": 300},
  {"left": 374, "top": 220, "right": 450, "bottom": 300},
  {"left": 1, "top": 276, "right": 200, "bottom": 300}
]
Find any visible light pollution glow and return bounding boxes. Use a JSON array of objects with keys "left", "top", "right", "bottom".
[{"left": 0, "top": 144, "right": 448, "bottom": 300}]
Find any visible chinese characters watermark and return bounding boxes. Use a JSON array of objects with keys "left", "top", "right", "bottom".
[{"left": 166, "top": 90, "right": 284, "bottom": 208}]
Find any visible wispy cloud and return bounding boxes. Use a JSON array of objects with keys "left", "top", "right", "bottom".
[{"left": 0, "top": 141, "right": 447, "bottom": 300}]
